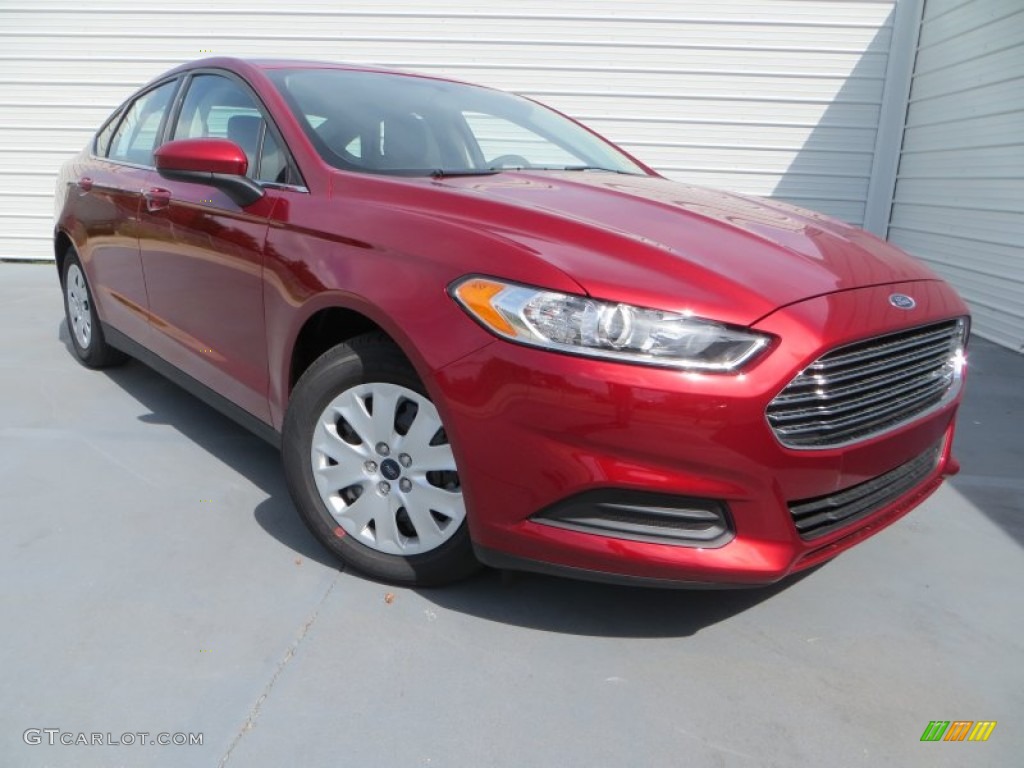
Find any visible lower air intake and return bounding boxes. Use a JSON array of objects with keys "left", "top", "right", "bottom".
[
  {"left": 789, "top": 441, "right": 942, "bottom": 540},
  {"left": 534, "top": 490, "right": 733, "bottom": 547}
]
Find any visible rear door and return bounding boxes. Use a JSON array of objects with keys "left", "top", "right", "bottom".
[
  {"left": 136, "top": 71, "right": 301, "bottom": 421},
  {"left": 69, "top": 79, "right": 180, "bottom": 344}
]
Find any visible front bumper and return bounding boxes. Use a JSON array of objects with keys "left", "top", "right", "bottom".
[{"left": 430, "top": 279, "right": 969, "bottom": 586}]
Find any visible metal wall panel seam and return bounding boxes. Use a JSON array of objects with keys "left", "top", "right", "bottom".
[{"left": 863, "top": 0, "right": 924, "bottom": 236}]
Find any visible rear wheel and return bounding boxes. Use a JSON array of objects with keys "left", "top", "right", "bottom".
[
  {"left": 282, "top": 333, "right": 479, "bottom": 586},
  {"left": 62, "top": 250, "right": 126, "bottom": 368}
]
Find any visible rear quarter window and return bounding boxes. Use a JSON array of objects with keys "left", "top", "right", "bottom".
[{"left": 94, "top": 107, "right": 124, "bottom": 157}]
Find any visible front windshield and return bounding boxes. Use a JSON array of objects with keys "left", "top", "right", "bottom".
[{"left": 267, "top": 68, "right": 647, "bottom": 177}]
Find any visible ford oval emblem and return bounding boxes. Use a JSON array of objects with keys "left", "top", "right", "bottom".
[{"left": 889, "top": 293, "right": 916, "bottom": 310}]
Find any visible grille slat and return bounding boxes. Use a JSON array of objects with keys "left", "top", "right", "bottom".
[
  {"left": 806, "top": 326, "right": 957, "bottom": 370},
  {"left": 767, "top": 319, "right": 965, "bottom": 449},
  {"left": 789, "top": 442, "right": 942, "bottom": 539},
  {"left": 796, "top": 337, "right": 953, "bottom": 389},
  {"left": 769, "top": 369, "right": 953, "bottom": 424},
  {"left": 771, "top": 353, "right": 950, "bottom": 405},
  {"left": 773, "top": 378, "right": 950, "bottom": 437}
]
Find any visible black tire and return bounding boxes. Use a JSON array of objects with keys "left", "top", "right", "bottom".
[
  {"left": 282, "top": 332, "right": 480, "bottom": 587},
  {"left": 61, "top": 249, "right": 127, "bottom": 369}
]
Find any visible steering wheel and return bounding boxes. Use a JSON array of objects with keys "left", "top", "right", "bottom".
[{"left": 488, "top": 154, "right": 532, "bottom": 170}]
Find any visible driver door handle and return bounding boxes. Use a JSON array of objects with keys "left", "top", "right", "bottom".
[{"left": 143, "top": 187, "right": 171, "bottom": 212}]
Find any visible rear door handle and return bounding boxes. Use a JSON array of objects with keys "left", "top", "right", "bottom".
[{"left": 143, "top": 187, "right": 171, "bottom": 212}]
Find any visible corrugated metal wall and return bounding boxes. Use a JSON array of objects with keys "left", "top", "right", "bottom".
[
  {"left": 888, "top": 0, "right": 1024, "bottom": 351},
  {"left": 1, "top": 0, "right": 897, "bottom": 262}
]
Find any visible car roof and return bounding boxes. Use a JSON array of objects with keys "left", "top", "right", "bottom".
[
  {"left": 161, "top": 56, "right": 455, "bottom": 83},
  {"left": 144, "top": 57, "right": 493, "bottom": 104}
]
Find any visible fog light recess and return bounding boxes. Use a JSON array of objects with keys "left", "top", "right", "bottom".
[{"left": 533, "top": 490, "right": 733, "bottom": 548}]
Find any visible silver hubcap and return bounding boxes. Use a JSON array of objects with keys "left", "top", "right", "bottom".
[
  {"left": 66, "top": 264, "right": 92, "bottom": 349},
  {"left": 310, "top": 382, "right": 464, "bottom": 556}
]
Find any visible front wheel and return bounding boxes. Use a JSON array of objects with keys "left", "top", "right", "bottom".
[{"left": 282, "top": 333, "right": 480, "bottom": 586}]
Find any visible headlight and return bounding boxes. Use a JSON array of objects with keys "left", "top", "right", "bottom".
[{"left": 450, "top": 277, "right": 771, "bottom": 371}]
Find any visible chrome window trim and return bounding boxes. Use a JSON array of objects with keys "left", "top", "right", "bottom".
[
  {"left": 86, "top": 155, "right": 155, "bottom": 172},
  {"left": 258, "top": 181, "right": 309, "bottom": 194}
]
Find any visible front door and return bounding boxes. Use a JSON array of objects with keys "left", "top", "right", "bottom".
[{"left": 136, "top": 72, "right": 298, "bottom": 422}]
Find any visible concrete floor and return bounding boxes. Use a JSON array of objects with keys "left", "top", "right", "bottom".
[{"left": 1, "top": 261, "right": 1021, "bottom": 768}]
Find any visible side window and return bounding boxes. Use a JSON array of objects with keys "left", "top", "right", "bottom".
[
  {"left": 259, "top": 130, "right": 290, "bottom": 185},
  {"left": 173, "top": 74, "right": 293, "bottom": 184},
  {"left": 94, "top": 106, "right": 124, "bottom": 157},
  {"left": 462, "top": 111, "right": 582, "bottom": 168},
  {"left": 107, "top": 81, "right": 178, "bottom": 166}
]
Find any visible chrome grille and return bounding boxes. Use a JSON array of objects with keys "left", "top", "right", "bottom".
[{"left": 767, "top": 319, "right": 966, "bottom": 449}]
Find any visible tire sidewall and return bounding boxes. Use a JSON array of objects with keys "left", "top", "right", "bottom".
[{"left": 62, "top": 253, "right": 100, "bottom": 364}]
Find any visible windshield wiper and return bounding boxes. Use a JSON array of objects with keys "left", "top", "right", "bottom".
[
  {"left": 556, "top": 165, "right": 637, "bottom": 175},
  {"left": 488, "top": 164, "right": 639, "bottom": 175},
  {"left": 429, "top": 168, "right": 500, "bottom": 179}
]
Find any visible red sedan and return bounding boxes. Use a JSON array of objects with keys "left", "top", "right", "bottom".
[{"left": 54, "top": 58, "right": 969, "bottom": 586}]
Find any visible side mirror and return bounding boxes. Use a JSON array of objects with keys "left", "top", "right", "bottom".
[{"left": 154, "top": 138, "right": 265, "bottom": 207}]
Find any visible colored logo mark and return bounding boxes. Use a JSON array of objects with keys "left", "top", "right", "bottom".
[
  {"left": 921, "top": 720, "right": 997, "bottom": 742},
  {"left": 889, "top": 293, "right": 916, "bottom": 310}
]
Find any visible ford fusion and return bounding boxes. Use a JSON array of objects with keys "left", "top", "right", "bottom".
[{"left": 54, "top": 58, "right": 969, "bottom": 586}]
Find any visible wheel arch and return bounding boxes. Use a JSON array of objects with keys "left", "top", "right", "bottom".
[
  {"left": 54, "top": 230, "right": 75, "bottom": 284},
  {"left": 281, "top": 293, "right": 450, "bottom": 416},
  {"left": 288, "top": 305, "right": 391, "bottom": 393},
  {"left": 276, "top": 289, "right": 489, "bottom": 437}
]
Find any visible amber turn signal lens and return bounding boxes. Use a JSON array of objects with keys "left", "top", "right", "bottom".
[{"left": 452, "top": 278, "right": 516, "bottom": 336}]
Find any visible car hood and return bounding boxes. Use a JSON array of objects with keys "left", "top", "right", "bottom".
[{"left": 430, "top": 171, "right": 941, "bottom": 326}]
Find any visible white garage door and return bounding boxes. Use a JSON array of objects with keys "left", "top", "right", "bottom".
[
  {"left": 888, "top": 0, "right": 1024, "bottom": 350},
  {"left": 2, "top": 0, "right": 896, "bottom": 262}
]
